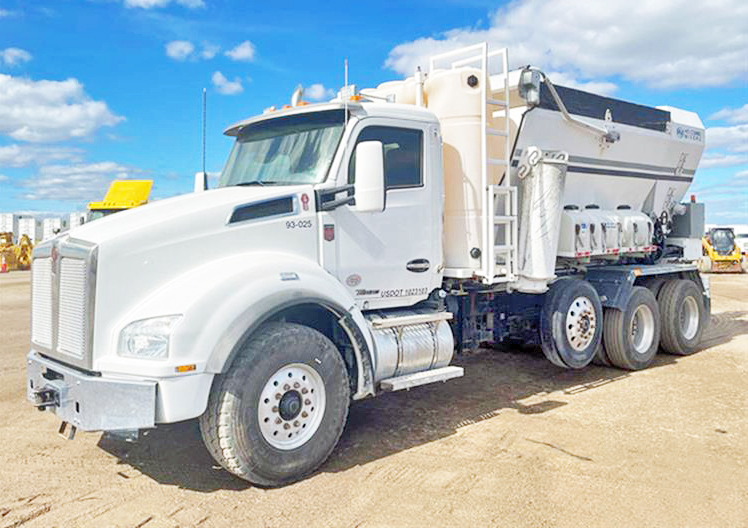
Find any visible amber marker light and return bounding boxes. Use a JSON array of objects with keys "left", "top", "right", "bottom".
[{"left": 175, "top": 364, "right": 197, "bottom": 373}]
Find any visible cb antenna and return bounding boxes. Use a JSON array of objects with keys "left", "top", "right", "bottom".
[
  {"left": 344, "top": 58, "right": 349, "bottom": 125},
  {"left": 202, "top": 87, "right": 207, "bottom": 176},
  {"left": 194, "top": 88, "right": 208, "bottom": 192}
]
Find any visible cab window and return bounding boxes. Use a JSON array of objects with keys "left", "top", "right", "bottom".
[{"left": 348, "top": 126, "right": 423, "bottom": 189}]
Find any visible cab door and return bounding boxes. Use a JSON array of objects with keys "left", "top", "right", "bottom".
[{"left": 330, "top": 119, "right": 442, "bottom": 310}]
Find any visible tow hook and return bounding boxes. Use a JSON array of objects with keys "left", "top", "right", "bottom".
[
  {"left": 58, "top": 421, "right": 77, "bottom": 441},
  {"left": 32, "top": 388, "right": 58, "bottom": 410}
]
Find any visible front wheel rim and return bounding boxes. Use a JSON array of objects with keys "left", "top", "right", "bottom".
[
  {"left": 565, "top": 296, "right": 597, "bottom": 351},
  {"left": 680, "top": 296, "right": 700, "bottom": 340},
  {"left": 630, "top": 304, "right": 655, "bottom": 354},
  {"left": 258, "top": 363, "right": 326, "bottom": 450}
]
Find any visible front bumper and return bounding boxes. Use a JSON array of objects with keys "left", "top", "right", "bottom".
[{"left": 26, "top": 350, "right": 156, "bottom": 432}]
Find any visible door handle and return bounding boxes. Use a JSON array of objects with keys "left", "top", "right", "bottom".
[{"left": 406, "top": 259, "right": 430, "bottom": 273}]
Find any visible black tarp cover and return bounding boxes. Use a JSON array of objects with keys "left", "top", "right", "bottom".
[{"left": 538, "top": 84, "right": 671, "bottom": 132}]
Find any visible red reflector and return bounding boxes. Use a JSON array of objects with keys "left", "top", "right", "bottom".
[
  {"left": 324, "top": 224, "right": 335, "bottom": 241},
  {"left": 301, "top": 193, "right": 310, "bottom": 211}
]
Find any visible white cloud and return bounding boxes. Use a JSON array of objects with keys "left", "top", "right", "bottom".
[
  {"left": 699, "top": 153, "right": 748, "bottom": 169},
  {"left": 542, "top": 71, "right": 617, "bottom": 97},
  {"left": 0, "top": 174, "right": 8, "bottom": 182},
  {"left": 305, "top": 83, "right": 335, "bottom": 101},
  {"left": 709, "top": 104, "right": 748, "bottom": 125},
  {"left": 225, "top": 41, "right": 255, "bottom": 62},
  {"left": 0, "top": 74, "right": 124, "bottom": 143},
  {"left": 165, "top": 40, "right": 220, "bottom": 61},
  {"left": 124, "top": 0, "right": 204, "bottom": 9},
  {"left": 0, "top": 144, "right": 84, "bottom": 168},
  {"left": 211, "top": 71, "right": 243, "bottom": 95},
  {"left": 200, "top": 42, "right": 220, "bottom": 60},
  {"left": 706, "top": 124, "right": 748, "bottom": 153},
  {"left": 384, "top": 0, "right": 748, "bottom": 90},
  {"left": 0, "top": 48, "right": 32, "bottom": 67},
  {"left": 165, "top": 40, "right": 194, "bottom": 61},
  {"left": 18, "top": 162, "right": 140, "bottom": 201},
  {"left": 0, "top": 9, "right": 13, "bottom": 17}
]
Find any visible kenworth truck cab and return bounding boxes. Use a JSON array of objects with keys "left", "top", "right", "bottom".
[{"left": 27, "top": 44, "right": 710, "bottom": 486}]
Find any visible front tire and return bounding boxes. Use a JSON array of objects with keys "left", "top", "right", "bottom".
[
  {"left": 200, "top": 322, "right": 350, "bottom": 486},
  {"left": 602, "top": 286, "right": 660, "bottom": 370},
  {"left": 658, "top": 279, "right": 707, "bottom": 355}
]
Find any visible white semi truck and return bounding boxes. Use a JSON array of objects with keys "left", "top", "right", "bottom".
[{"left": 27, "top": 44, "right": 709, "bottom": 486}]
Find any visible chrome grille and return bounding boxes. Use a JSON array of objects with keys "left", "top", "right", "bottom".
[
  {"left": 31, "top": 258, "right": 53, "bottom": 348},
  {"left": 57, "top": 258, "right": 88, "bottom": 359},
  {"left": 30, "top": 238, "right": 96, "bottom": 369}
]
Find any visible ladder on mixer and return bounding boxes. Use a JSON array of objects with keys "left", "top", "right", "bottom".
[{"left": 430, "top": 43, "right": 518, "bottom": 284}]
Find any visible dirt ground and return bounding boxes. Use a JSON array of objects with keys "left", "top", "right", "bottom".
[{"left": 0, "top": 271, "right": 746, "bottom": 528}]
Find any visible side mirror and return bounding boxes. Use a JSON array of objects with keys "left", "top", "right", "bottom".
[
  {"left": 194, "top": 172, "right": 208, "bottom": 193},
  {"left": 354, "top": 141, "right": 384, "bottom": 213}
]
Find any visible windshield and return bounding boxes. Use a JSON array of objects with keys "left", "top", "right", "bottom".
[
  {"left": 219, "top": 109, "right": 346, "bottom": 187},
  {"left": 87, "top": 210, "right": 119, "bottom": 222},
  {"left": 710, "top": 229, "right": 735, "bottom": 251}
]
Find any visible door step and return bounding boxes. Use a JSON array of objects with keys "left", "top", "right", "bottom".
[
  {"left": 369, "top": 312, "right": 452, "bottom": 329},
  {"left": 379, "top": 366, "right": 464, "bottom": 392}
]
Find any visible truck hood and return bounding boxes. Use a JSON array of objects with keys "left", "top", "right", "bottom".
[
  {"left": 72, "top": 185, "right": 310, "bottom": 246},
  {"left": 64, "top": 184, "right": 321, "bottom": 364}
]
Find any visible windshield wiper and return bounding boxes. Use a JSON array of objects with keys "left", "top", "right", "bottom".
[{"left": 234, "top": 181, "right": 283, "bottom": 187}]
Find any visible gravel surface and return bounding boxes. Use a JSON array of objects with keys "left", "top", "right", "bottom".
[{"left": 1, "top": 271, "right": 746, "bottom": 527}]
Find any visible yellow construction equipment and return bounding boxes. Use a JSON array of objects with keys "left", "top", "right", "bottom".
[
  {"left": 699, "top": 227, "right": 745, "bottom": 273},
  {"left": 87, "top": 180, "right": 153, "bottom": 221},
  {"left": 0, "top": 232, "right": 33, "bottom": 271}
]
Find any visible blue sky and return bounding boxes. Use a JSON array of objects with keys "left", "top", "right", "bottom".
[{"left": 0, "top": 0, "right": 746, "bottom": 224}]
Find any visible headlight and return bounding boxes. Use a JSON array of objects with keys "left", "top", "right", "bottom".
[{"left": 118, "top": 315, "right": 182, "bottom": 360}]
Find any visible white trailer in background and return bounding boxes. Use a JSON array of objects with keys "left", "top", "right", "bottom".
[
  {"left": 0, "top": 213, "right": 19, "bottom": 242},
  {"left": 69, "top": 212, "right": 87, "bottom": 230},
  {"left": 27, "top": 43, "right": 709, "bottom": 487},
  {"left": 42, "top": 217, "right": 65, "bottom": 241},
  {"left": 17, "top": 216, "right": 41, "bottom": 243}
]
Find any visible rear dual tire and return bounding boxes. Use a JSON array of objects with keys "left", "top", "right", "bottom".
[
  {"left": 601, "top": 287, "right": 660, "bottom": 370},
  {"left": 658, "top": 279, "right": 707, "bottom": 355},
  {"left": 595, "top": 279, "right": 707, "bottom": 368}
]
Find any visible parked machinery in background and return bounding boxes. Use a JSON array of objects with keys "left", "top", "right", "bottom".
[
  {"left": 0, "top": 232, "right": 33, "bottom": 271},
  {"left": 699, "top": 227, "right": 745, "bottom": 273},
  {"left": 87, "top": 180, "right": 153, "bottom": 221}
]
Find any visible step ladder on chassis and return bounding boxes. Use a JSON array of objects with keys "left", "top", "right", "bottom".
[
  {"left": 430, "top": 43, "right": 518, "bottom": 285},
  {"left": 374, "top": 45, "right": 517, "bottom": 393}
]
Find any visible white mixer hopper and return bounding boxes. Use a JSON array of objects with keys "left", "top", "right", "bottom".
[{"left": 365, "top": 43, "right": 704, "bottom": 286}]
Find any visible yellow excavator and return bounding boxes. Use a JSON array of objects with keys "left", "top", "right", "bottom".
[
  {"left": 0, "top": 232, "right": 33, "bottom": 272},
  {"left": 87, "top": 180, "right": 153, "bottom": 221},
  {"left": 699, "top": 227, "right": 745, "bottom": 273}
]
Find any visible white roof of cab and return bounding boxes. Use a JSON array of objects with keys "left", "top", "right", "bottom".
[{"left": 223, "top": 101, "right": 438, "bottom": 137}]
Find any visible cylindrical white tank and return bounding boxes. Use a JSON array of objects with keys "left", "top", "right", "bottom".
[
  {"left": 424, "top": 68, "right": 512, "bottom": 269},
  {"left": 373, "top": 68, "right": 517, "bottom": 272},
  {"left": 515, "top": 148, "right": 568, "bottom": 293}
]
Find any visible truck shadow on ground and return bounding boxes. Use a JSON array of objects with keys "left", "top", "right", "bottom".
[{"left": 97, "top": 309, "right": 748, "bottom": 492}]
